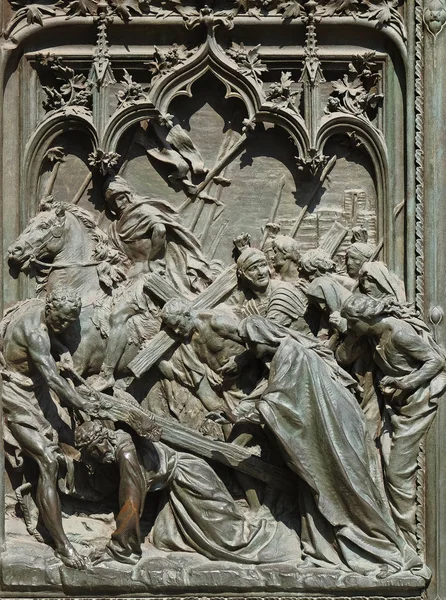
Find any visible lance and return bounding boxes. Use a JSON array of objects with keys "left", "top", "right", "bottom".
[
  {"left": 260, "top": 174, "right": 286, "bottom": 248},
  {"left": 72, "top": 172, "right": 93, "bottom": 205},
  {"left": 179, "top": 131, "right": 249, "bottom": 214},
  {"left": 189, "top": 129, "right": 235, "bottom": 233}
]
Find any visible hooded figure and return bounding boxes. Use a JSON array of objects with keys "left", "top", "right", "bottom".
[
  {"left": 235, "top": 248, "right": 310, "bottom": 332},
  {"left": 236, "top": 315, "right": 426, "bottom": 579},
  {"left": 345, "top": 226, "right": 375, "bottom": 281},
  {"left": 359, "top": 261, "right": 406, "bottom": 303},
  {"left": 104, "top": 175, "right": 212, "bottom": 294}
]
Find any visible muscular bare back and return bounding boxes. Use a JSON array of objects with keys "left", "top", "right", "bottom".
[{"left": 2, "top": 300, "right": 49, "bottom": 376}]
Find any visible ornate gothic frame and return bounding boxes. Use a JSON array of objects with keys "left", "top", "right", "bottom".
[{"left": 1, "top": 0, "right": 445, "bottom": 596}]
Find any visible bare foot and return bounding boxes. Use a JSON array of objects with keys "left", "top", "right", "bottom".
[{"left": 55, "top": 545, "right": 86, "bottom": 570}]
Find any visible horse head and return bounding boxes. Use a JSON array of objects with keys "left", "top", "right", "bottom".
[{"left": 8, "top": 202, "right": 67, "bottom": 274}]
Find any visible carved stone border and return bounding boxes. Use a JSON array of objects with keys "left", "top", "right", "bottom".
[{"left": 414, "top": 0, "right": 425, "bottom": 316}]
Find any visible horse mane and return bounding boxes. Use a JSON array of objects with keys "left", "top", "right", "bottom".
[
  {"left": 59, "top": 202, "right": 125, "bottom": 259},
  {"left": 33, "top": 201, "right": 129, "bottom": 296},
  {"left": 61, "top": 203, "right": 107, "bottom": 245}
]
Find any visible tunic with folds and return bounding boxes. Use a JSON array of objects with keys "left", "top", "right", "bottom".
[
  {"left": 237, "top": 316, "right": 424, "bottom": 576},
  {"left": 109, "top": 198, "right": 212, "bottom": 295},
  {"left": 105, "top": 432, "right": 301, "bottom": 565}
]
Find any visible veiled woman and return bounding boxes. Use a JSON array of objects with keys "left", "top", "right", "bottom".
[
  {"left": 232, "top": 316, "right": 427, "bottom": 579},
  {"left": 358, "top": 261, "right": 406, "bottom": 303},
  {"left": 333, "top": 261, "right": 406, "bottom": 439},
  {"left": 341, "top": 294, "right": 446, "bottom": 548}
]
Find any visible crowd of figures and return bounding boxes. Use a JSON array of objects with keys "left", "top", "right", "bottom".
[{"left": 2, "top": 174, "right": 444, "bottom": 580}]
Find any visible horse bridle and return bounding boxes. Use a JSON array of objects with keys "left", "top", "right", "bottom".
[
  {"left": 25, "top": 220, "right": 102, "bottom": 271},
  {"left": 30, "top": 256, "right": 102, "bottom": 270}
]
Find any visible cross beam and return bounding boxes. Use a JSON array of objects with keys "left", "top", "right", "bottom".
[
  {"left": 110, "top": 394, "right": 297, "bottom": 495},
  {"left": 128, "top": 265, "right": 237, "bottom": 377}
]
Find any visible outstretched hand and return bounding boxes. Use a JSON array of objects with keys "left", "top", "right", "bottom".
[
  {"left": 329, "top": 311, "right": 347, "bottom": 334},
  {"left": 206, "top": 409, "right": 233, "bottom": 425},
  {"left": 379, "top": 375, "right": 412, "bottom": 394},
  {"left": 58, "top": 352, "right": 74, "bottom": 373},
  {"left": 218, "top": 356, "right": 239, "bottom": 377}
]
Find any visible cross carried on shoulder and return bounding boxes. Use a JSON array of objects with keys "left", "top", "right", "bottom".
[{"left": 128, "top": 265, "right": 238, "bottom": 377}]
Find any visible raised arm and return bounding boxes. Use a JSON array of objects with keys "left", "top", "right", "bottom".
[
  {"left": 390, "top": 325, "right": 445, "bottom": 390},
  {"left": 148, "top": 222, "right": 166, "bottom": 260}
]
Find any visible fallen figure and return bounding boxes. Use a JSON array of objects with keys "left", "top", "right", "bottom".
[{"left": 74, "top": 419, "right": 300, "bottom": 566}]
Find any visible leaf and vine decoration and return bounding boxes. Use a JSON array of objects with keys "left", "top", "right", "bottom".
[
  {"left": 88, "top": 148, "right": 121, "bottom": 175},
  {"left": 116, "top": 70, "right": 148, "bottom": 107},
  {"left": 37, "top": 53, "right": 92, "bottom": 113},
  {"left": 57, "top": 0, "right": 97, "bottom": 18},
  {"left": 315, "top": 0, "right": 406, "bottom": 41},
  {"left": 226, "top": 43, "right": 267, "bottom": 86},
  {"left": 325, "top": 52, "right": 383, "bottom": 120},
  {"left": 265, "top": 72, "right": 300, "bottom": 113},
  {"left": 3, "top": 2, "right": 56, "bottom": 40},
  {"left": 146, "top": 44, "right": 192, "bottom": 82}
]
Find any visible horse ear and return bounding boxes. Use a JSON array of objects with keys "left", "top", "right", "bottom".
[{"left": 39, "top": 195, "right": 54, "bottom": 211}]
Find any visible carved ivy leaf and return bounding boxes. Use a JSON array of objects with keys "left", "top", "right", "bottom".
[
  {"left": 332, "top": 74, "right": 363, "bottom": 98},
  {"left": 157, "top": 112, "right": 174, "bottom": 127},
  {"left": 316, "top": 0, "right": 358, "bottom": 16},
  {"left": 266, "top": 71, "right": 300, "bottom": 112},
  {"left": 296, "top": 149, "right": 329, "bottom": 179},
  {"left": 116, "top": 69, "right": 147, "bottom": 106},
  {"left": 3, "top": 4, "right": 56, "bottom": 38},
  {"left": 247, "top": 6, "right": 263, "bottom": 19},
  {"left": 327, "top": 51, "right": 382, "bottom": 121},
  {"left": 227, "top": 41, "right": 246, "bottom": 61},
  {"left": 59, "top": 74, "right": 92, "bottom": 105},
  {"left": 45, "top": 146, "right": 65, "bottom": 163},
  {"left": 365, "top": 0, "right": 394, "bottom": 23},
  {"left": 363, "top": 0, "right": 406, "bottom": 39},
  {"left": 37, "top": 52, "right": 75, "bottom": 78},
  {"left": 146, "top": 44, "right": 191, "bottom": 78},
  {"left": 42, "top": 86, "right": 65, "bottom": 111},
  {"left": 88, "top": 149, "right": 121, "bottom": 176},
  {"left": 108, "top": 0, "right": 142, "bottom": 22},
  {"left": 59, "top": 0, "right": 98, "bottom": 18},
  {"left": 349, "top": 51, "right": 378, "bottom": 74},
  {"left": 227, "top": 43, "right": 267, "bottom": 84},
  {"left": 242, "top": 47, "right": 266, "bottom": 79},
  {"left": 349, "top": 52, "right": 381, "bottom": 86},
  {"left": 276, "top": 0, "right": 302, "bottom": 19},
  {"left": 37, "top": 53, "right": 92, "bottom": 112}
]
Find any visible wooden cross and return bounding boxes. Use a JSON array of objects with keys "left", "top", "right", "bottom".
[{"left": 128, "top": 265, "right": 238, "bottom": 377}]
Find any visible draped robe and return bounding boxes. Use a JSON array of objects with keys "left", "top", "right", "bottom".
[
  {"left": 238, "top": 317, "right": 424, "bottom": 576},
  {"left": 109, "top": 198, "right": 212, "bottom": 294}
]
